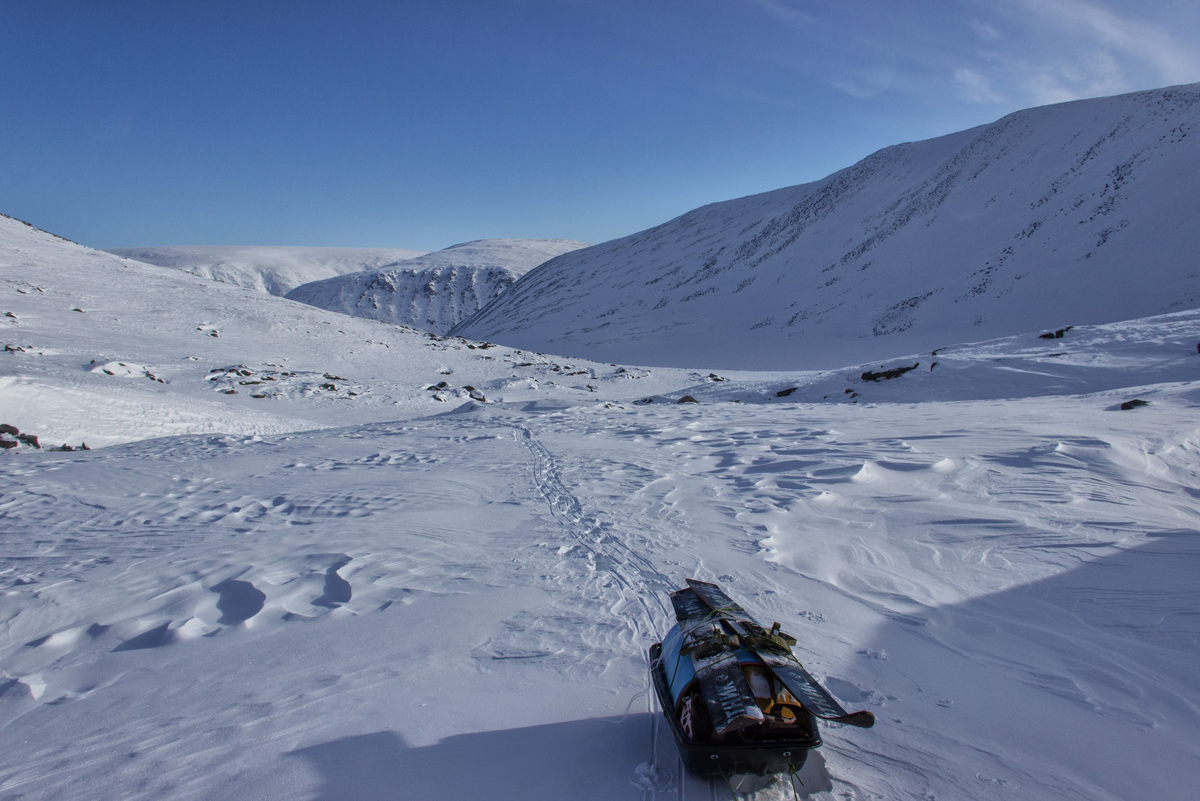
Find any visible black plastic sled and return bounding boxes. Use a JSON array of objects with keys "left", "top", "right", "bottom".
[{"left": 650, "top": 579, "right": 874, "bottom": 779}]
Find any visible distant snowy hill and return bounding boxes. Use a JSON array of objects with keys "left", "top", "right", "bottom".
[
  {"left": 0, "top": 219, "right": 649, "bottom": 448},
  {"left": 455, "top": 83, "right": 1200, "bottom": 370},
  {"left": 285, "top": 238, "right": 588, "bottom": 334},
  {"left": 106, "top": 245, "right": 427, "bottom": 296}
]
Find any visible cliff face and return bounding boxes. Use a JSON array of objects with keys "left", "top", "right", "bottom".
[{"left": 286, "top": 239, "right": 587, "bottom": 334}]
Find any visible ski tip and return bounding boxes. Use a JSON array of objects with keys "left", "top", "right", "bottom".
[
  {"left": 686, "top": 578, "right": 718, "bottom": 589},
  {"left": 834, "top": 710, "right": 876, "bottom": 729}
]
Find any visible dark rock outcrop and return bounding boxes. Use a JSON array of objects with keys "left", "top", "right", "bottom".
[{"left": 862, "top": 363, "right": 919, "bottom": 382}]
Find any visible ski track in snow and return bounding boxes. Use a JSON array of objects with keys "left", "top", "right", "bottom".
[{"left": 501, "top": 421, "right": 677, "bottom": 799}]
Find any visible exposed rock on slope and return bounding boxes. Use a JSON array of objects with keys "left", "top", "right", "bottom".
[
  {"left": 454, "top": 84, "right": 1200, "bottom": 370},
  {"left": 107, "top": 245, "right": 427, "bottom": 296},
  {"left": 285, "top": 239, "right": 588, "bottom": 334}
]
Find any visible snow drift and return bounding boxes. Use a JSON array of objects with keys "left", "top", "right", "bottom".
[
  {"left": 107, "top": 245, "right": 427, "bottom": 296},
  {"left": 285, "top": 239, "right": 588, "bottom": 334},
  {"left": 454, "top": 83, "right": 1200, "bottom": 370}
]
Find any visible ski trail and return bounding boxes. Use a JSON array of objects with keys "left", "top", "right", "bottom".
[
  {"left": 422, "top": 413, "right": 738, "bottom": 798},
  {"left": 417, "top": 412, "right": 684, "bottom": 796},
  {"left": 506, "top": 424, "right": 681, "bottom": 799},
  {"left": 511, "top": 425, "right": 673, "bottom": 615}
]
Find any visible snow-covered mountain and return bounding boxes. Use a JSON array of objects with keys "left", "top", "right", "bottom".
[
  {"left": 4, "top": 211, "right": 1200, "bottom": 800},
  {"left": 455, "top": 83, "right": 1200, "bottom": 370},
  {"left": 106, "top": 245, "right": 427, "bottom": 296},
  {"left": 0, "top": 218, "right": 645, "bottom": 448},
  {"left": 284, "top": 238, "right": 588, "bottom": 334}
]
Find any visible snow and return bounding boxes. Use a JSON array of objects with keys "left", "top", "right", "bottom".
[
  {"left": 106, "top": 245, "right": 428, "bottom": 296},
  {"left": 285, "top": 239, "right": 589, "bottom": 334},
  {"left": 4, "top": 96, "right": 1200, "bottom": 800},
  {"left": 453, "top": 83, "right": 1200, "bottom": 371}
]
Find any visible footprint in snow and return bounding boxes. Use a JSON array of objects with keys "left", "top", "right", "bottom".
[{"left": 824, "top": 677, "right": 868, "bottom": 704}]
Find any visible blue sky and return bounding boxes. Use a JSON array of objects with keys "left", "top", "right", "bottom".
[{"left": 3, "top": 0, "right": 1197, "bottom": 251}]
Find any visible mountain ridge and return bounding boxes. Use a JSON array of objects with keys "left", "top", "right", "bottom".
[
  {"left": 453, "top": 83, "right": 1200, "bottom": 370},
  {"left": 107, "top": 245, "right": 428, "bottom": 296}
]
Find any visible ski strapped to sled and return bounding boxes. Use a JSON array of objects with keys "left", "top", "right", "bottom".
[
  {"left": 684, "top": 579, "right": 876, "bottom": 729},
  {"left": 670, "top": 586, "right": 764, "bottom": 735}
]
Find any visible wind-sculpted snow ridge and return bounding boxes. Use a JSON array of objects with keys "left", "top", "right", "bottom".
[
  {"left": 285, "top": 238, "right": 588, "bottom": 334},
  {"left": 455, "top": 83, "right": 1200, "bottom": 370},
  {"left": 107, "top": 245, "right": 427, "bottom": 296}
]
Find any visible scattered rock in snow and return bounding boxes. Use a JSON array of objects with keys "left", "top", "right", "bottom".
[
  {"left": 776, "top": 387, "right": 798, "bottom": 397},
  {"left": 1038, "top": 326, "right": 1074, "bottom": 340},
  {"left": 89, "top": 360, "right": 166, "bottom": 383},
  {"left": 206, "top": 364, "right": 360, "bottom": 399},
  {"left": 0, "top": 425, "right": 41, "bottom": 451},
  {"left": 1120, "top": 399, "right": 1150, "bottom": 410}
]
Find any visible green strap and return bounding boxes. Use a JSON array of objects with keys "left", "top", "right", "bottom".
[
  {"left": 784, "top": 752, "right": 804, "bottom": 800},
  {"left": 717, "top": 766, "right": 740, "bottom": 800}
]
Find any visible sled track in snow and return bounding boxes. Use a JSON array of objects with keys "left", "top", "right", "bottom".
[
  {"left": 431, "top": 415, "right": 682, "bottom": 798},
  {"left": 507, "top": 423, "right": 683, "bottom": 800},
  {"left": 423, "top": 413, "right": 724, "bottom": 798},
  {"left": 512, "top": 425, "right": 673, "bottom": 614}
]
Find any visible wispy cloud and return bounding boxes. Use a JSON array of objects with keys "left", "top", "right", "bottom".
[
  {"left": 831, "top": 63, "right": 898, "bottom": 99},
  {"left": 954, "top": 68, "right": 1003, "bottom": 103},
  {"left": 746, "top": 0, "right": 815, "bottom": 28},
  {"left": 1023, "top": 0, "right": 1200, "bottom": 85},
  {"left": 957, "top": 0, "right": 1200, "bottom": 106},
  {"left": 969, "top": 19, "right": 1002, "bottom": 42}
]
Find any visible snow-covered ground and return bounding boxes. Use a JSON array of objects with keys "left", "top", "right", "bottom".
[
  {"left": 4, "top": 209, "right": 1200, "bottom": 797},
  {"left": 107, "top": 245, "right": 428, "bottom": 296},
  {"left": 285, "top": 239, "right": 588, "bottom": 334},
  {"left": 454, "top": 83, "right": 1200, "bottom": 371}
]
